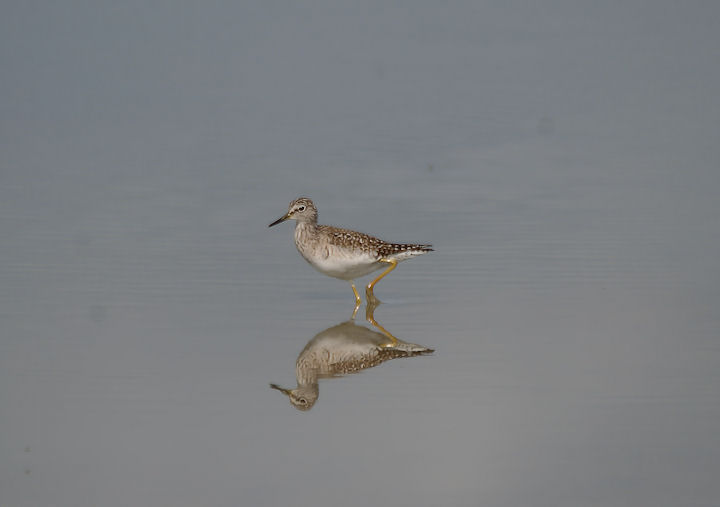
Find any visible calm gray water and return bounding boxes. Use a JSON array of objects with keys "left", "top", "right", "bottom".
[{"left": 2, "top": 2, "right": 719, "bottom": 506}]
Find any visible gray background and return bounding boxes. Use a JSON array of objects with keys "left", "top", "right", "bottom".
[{"left": 1, "top": 1, "right": 719, "bottom": 506}]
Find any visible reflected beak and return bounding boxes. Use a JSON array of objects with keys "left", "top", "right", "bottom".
[
  {"left": 269, "top": 383, "right": 291, "bottom": 396},
  {"left": 268, "top": 213, "right": 290, "bottom": 227}
]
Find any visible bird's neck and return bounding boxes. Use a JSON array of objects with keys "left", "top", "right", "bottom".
[
  {"left": 294, "top": 220, "right": 318, "bottom": 234},
  {"left": 294, "top": 220, "right": 318, "bottom": 247}
]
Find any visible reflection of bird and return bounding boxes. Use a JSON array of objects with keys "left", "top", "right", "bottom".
[
  {"left": 270, "top": 321, "right": 433, "bottom": 411},
  {"left": 269, "top": 197, "right": 432, "bottom": 304}
]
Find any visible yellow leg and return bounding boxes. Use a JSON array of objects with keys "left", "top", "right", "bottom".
[
  {"left": 349, "top": 281, "right": 362, "bottom": 320},
  {"left": 365, "top": 258, "right": 397, "bottom": 303},
  {"left": 365, "top": 300, "right": 398, "bottom": 347},
  {"left": 350, "top": 281, "right": 362, "bottom": 306}
]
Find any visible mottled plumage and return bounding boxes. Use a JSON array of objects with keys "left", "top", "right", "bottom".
[
  {"left": 269, "top": 197, "right": 432, "bottom": 302},
  {"left": 320, "top": 225, "right": 433, "bottom": 259}
]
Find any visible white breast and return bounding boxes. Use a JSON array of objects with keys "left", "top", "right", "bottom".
[{"left": 299, "top": 243, "right": 383, "bottom": 280}]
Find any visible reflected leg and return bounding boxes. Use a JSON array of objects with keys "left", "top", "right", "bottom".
[{"left": 365, "top": 299, "right": 398, "bottom": 347}]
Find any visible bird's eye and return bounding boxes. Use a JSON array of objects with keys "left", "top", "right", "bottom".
[
  {"left": 298, "top": 398, "right": 307, "bottom": 405},
  {"left": 297, "top": 206, "right": 306, "bottom": 212}
]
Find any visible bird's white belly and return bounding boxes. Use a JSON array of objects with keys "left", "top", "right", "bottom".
[{"left": 299, "top": 246, "right": 382, "bottom": 280}]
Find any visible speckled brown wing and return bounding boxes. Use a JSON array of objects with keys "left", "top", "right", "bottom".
[
  {"left": 319, "top": 225, "right": 432, "bottom": 258},
  {"left": 376, "top": 242, "right": 434, "bottom": 258},
  {"left": 319, "top": 225, "right": 388, "bottom": 255}
]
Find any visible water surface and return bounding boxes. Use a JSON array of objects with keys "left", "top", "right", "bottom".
[{"left": 1, "top": 2, "right": 719, "bottom": 506}]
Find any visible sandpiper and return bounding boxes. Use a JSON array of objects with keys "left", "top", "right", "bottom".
[{"left": 269, "top": 197, "right": 432, "bottom": 304}]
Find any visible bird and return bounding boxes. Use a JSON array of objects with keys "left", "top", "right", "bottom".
[{"left": 268, "top": 197, "right": 433, "bottom": 304}]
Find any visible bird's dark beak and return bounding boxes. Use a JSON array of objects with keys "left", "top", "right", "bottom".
[{"left": 268, "top": 213, "right": 290, "bottom": 227}]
